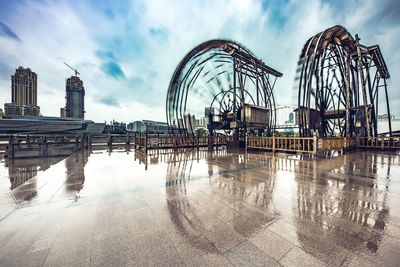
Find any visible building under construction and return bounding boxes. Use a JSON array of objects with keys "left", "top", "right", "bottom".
[{"left": 65, "top": 76, "right": 85, "bottom": 119}]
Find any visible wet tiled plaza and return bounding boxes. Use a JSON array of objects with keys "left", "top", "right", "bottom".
[{"left": 0, "top": 147, "right": 399, "bottom": 266}]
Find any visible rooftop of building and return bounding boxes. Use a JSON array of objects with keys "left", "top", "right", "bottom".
[
  {"left": 13, "top": 66, "right": 36, "bottom": 75},
  {"left": 134, "top": 119, "right": 168, "bottom": 125}
]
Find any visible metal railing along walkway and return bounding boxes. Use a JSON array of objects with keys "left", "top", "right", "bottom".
[{"left": 247, "top": 135, "right": 399, "bottom": 154}]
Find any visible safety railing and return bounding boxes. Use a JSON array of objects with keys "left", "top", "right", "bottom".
[
  {"left": 247, "top": 135, "right": 362, "bottom": 154},
  {"left": 133, "top": 134, "right": 231, "bottom": 150},
  {"left": 5, "top": 134, "right": 90, "bottom": 159},
  {"left": 247, "top": 135, "right": 400, "bottom": 154},
  {"left": 357, "top": 137, "right": 400, "bottom": 149},
  {"left": 317, "top": 137, "right": 357, "bottom": 152},
  {"left": 247, "top": 136, "right": 316, "bottom": 154},
  {"left": 134, "top": 134, "right": 147, "bottom": 149}
]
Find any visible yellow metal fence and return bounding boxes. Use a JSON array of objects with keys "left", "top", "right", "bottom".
[
  {"left": 247, "top": 136, "right": 316, "bottom": 153},
  {"left": 247, "top": 135, "right": 400, "bottom": 154}
]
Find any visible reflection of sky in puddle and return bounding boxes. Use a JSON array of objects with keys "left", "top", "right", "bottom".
[
  {"left": 0, "top": 148, "right": 400, "bottom": 261},
  {"left": 0, "top": 148, "right": 230, "bottom": 208},
  {"left": 1, "top": 149, "right": 399, "bottom": 203}
]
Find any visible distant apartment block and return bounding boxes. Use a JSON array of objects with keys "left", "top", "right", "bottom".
[
  {"left": 5, "top": 66, "right": 40, "bottom": 117},
  {"left": 127, "top": 120, "right": 169, "bottom": 133},
  {"left": 65, "top": 76, "right": 85, "bottom": 119},
  {"left": 4, "top": 103, "right": 22, "bottom": 116},
  {"left": 4, "top": 104, "right": 40, "bottom": 117},
  {"left": 12, "top": 66, "right": 37, "bottom": 106},
  {"left": 104, "top": 120, "right": 127, "bottom": 133}
]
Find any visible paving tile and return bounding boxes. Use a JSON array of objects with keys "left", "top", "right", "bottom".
[
  {"left": 202, "top": 224, "right": 246, "bottom": 254},
  {"left": 188, "top": 209, "right": 227, "bottom": 230},
  {"left": 225, "top": 240, "right": 280, "bottom": 267},
  {"left": 90, "top": 226, "right": 135, "bottom": 266},
  {"left": 1, "top": 149, "right": 400, "bottom": 266},
  {"left": 279, "top": 246, "right": 326, "bottom": 267},
  {"left": 227, "top": 214, "right": 266, "bottom": 238},
  {"left": 175, "top": 235, "right": 233, "bottom": 266},
  {"left": 267, "top": 219, "right": 300, "bottom": 246},
  {"left": 267, "top": 218, "right": 351, "bottom": 266},
  {"left": 43, "top": 204, "right": 96, "bottom": 266},
  {"left": 341, "top": 253, "right": 377, "bottom": 267},
  {"left": 248, "top": 227, "right": 295, "bottom": 261},
  {"left": 130, "top": 230, "right": 185, "bottom": 266},
  {"left": 124, "top": 206, "right": 156, "bottom": 234}
]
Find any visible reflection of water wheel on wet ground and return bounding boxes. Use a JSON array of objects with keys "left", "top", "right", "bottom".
[{"left": 165, "top": 152, "right": 278, "bottom": 242}]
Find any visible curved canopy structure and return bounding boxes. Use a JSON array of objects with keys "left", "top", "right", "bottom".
[
  {"left": 296, "top": 25, "right": 391, "bottom": 137},
  {"left": 166, "top": 39, "right": 282, "bottom": 138}
]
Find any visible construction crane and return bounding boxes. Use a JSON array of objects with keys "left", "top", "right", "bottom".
[{"left": 64, "top": 62, "right": 80, "bottom": 76}]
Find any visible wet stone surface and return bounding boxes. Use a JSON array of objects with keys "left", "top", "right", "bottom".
[{"left": 0, "top": 147, "right": 400, "bottom": 266}]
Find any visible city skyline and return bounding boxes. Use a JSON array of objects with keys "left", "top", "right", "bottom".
[{"left": 0, "top": 0, "right": 399, "bottom": 123}]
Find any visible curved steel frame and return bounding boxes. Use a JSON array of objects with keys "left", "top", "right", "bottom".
[
  {"left": 296, "top": 25, "right": 391, "bottom": 137},
  {"left": 166, "top": 39, "right": 282, "bottom": 137}
]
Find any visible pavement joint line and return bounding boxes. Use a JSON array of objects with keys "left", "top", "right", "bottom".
[
  {"left": 277, "top": 243, "right": 296, "bottom": 262},
  {"left": 262, "top": 217, "right": 279, "bottom": 228},
  {"left": 221, "top": 239, "right": 247, "bottom": 255}
]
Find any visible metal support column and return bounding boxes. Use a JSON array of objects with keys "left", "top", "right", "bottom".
[
  {"left": 345, "top": 54, "right": 352, "bottom": 138},
  {"left": 384, "top": 78, "right": 392, "bottom": 136},
  {"left": 355, "top": 34, "right": 371, "bottom": 137}
]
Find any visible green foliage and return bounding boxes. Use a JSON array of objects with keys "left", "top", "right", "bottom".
[{"left": 195, "top": 128, "right": 207, "bottom": 136}]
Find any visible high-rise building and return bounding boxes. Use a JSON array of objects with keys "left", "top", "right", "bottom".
[
  {"left": 184, "top": 114, "right": 196, "bottom": 133},
  {"left": 11, "top": 67, "right": 37, "bottom": 106},
  {"left": 60, "top": 107, "right": 66, "bottom": 118},
  {"left": 65, "top": 76, "right": 85, "bottom": 119},
  {"left": 5, "top": 67, "right": 40, "bottom": 117},
  {"left": 198, "top": 117, "right": 207, "bottom": 127}
]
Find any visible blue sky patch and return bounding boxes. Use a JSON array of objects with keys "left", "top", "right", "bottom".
[
  {"left": 99, "top": 95, "right": 120, "bottom": 107},
  {"left": 0, "top": 22, "right": 20, "bottom": 41},
  {"left": 102, "top": 61, "right": 125, "bottom": 79}
]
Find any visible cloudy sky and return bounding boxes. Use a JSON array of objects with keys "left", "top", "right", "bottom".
[{"left": 0, "top": 0, "right": 399, "bottom": 123}]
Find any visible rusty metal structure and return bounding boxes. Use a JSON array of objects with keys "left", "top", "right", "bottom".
[
  {"left": 296, "top": 25, "right": 391, "bottom": 137},
  {"left": 166, "top": 39, "right": 282, "bottom": 142}
]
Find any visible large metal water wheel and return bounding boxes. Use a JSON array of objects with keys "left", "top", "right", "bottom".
[
  {"left": 166, "top": 39, "right": 282, "bottom": 139},
  {"left": 296, "top": 25, "right": 391, "bottom": 137}
]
